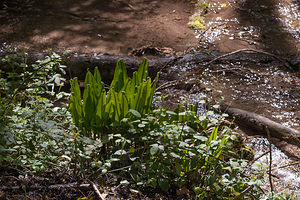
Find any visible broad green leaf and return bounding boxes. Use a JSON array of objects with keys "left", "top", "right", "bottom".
[
  {"left": 148, "top": 178, "right": 157, "bottom": 188},
  {"left": 94, "top": 67, "right": 101, "bottom": 83},
  {"left": 110, "top": 59, "right": 129, "bottom": 92},
  {"left": 110, "top": 89, "right": 120, "bottom": 121},
  {"left": 119, "top": 92, "right": 129, "bottom": 119},
  {"left": 158, "top": 178, "right": 170, "bottom": 192},
  {"left": 194, "top": 135, "right": 208, "bottom": 142},
  {"left": 137, "top": 58, "right": 148, "bottom": 84},
  {"left": 96, "top": 90, "right": 107, "bottom": 127},
  {"left": 82, "top": 73, "right": 97, "bottom": 131},
  {"left": 69, "top": 78, "right": 82, "bottom": 126},
  {"left": 120, "top": 180, "right": 130, "bottom": 185},
  {"left": 129, "top": 109, "right": 141, "bottom": 118},
  {"left": 150, "top": 143, "right": 159, "bottom": 155},
  {"left": 170, "top": 152, "right": 180, "bottom": 159},
  {"left": 207, "top": 125, "right": 219, "bottom": 144}
]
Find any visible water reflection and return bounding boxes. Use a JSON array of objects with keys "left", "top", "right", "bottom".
[
  {"left": 198, "top": 0, "right": 299, "bottom": 54},
  {"left": 248, "top": 137, "right": 300, "bottom": 191}
]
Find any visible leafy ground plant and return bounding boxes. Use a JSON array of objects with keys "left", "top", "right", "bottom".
[
  {"left": 69, "top": 60, "right": 295, "bottom": 199},
  {"left": 69, "top": 58, "right": 158, "bottom": 137},
  {"left": 0, "top": 53, "right": 296, "bottom": 199},
  {"left": 0, "top": 52, "right": 69, "bottom": 166}
]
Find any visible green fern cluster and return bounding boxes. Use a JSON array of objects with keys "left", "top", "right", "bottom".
[{"left": 70, "top": 59, "right": 158, "bottom": 137}]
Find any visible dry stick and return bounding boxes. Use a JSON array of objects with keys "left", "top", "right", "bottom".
[
  {"left": 274, "top": 161, "right": 300, "bottom": 170},
  {"left": 151, "top": 56, "right": 182, "bottom": 86},
  {"left": 155, "top": 80, "right": 177, "bottom": 92},
  {"left": 87, "top": 180, "right": 105, "bottom": 200},
  {"left": 249, "top": 193, "right": 259, "bottom": 200},
  {"left": 0, "top": 182, "right": 91, "bottom": 191},
  {"left": 108, "top": 165, "right": 131, "bottom": 173},
  {"left": 206, "top": 48, "right": 293, "bottom": 71},
  {"left": 233, "top": 185, "right": 254, "bottom": 200},
  {"left": 266, "top": 127, "right": 274, "bottom": 193},
  {"left": 249, "top": 150, "right": 271, "bottom": 166}
]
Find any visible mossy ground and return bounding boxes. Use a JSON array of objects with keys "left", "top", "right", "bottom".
[{"left": 188, "top": 1, "right": 209, "bottom": 31}]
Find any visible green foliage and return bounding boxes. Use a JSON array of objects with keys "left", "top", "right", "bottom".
[
  {"left": 0, "top": 52, "right": 72, "bottom": 170},
  {"left": 0, "top": 52, "right": 296, "bottom": 199},
  {"left": 69, "top": 58, "right": 158, "bottom": 137},
  {"left": 188, "top": 1, "right": 209, "bottom": 31},
  {"left": 197, "top": 1, "right": 210, "bottom": 15},
  {"left": 188, "top": 14, "right": 206, "bottom": 31},
  {"left": 99, "top": 107, "right": 268, "bottom": 199}
]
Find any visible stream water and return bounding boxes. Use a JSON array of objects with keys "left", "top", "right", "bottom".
[
  {"left": 199, "top": 0, "right": 300, "bottom": 55},
  {"left": 159, "top": 58, "right": 300, "bottom": 196},
  {"left": 187, "top": 0, "right": 300, "bottom": 194}
]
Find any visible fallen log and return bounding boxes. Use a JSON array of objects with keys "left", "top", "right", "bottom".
[
  {"left": 220, "top": 104, "right": 300, "bottom": 160},
  {"left": 1, "top": 50, "right": 296, "bottom": 82},
  {"left": 0, "top": 182, "right": 91, "bottom": 191},
  {"left": 0, "top": 51, "right": 210, "bottom": 81}
]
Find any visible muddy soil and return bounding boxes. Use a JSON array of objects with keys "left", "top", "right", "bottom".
[
  {"left": 199, "top": 0, "right": 300, "bottom": 56},
  {"left": 0, "top": 0, "right": 199, "bottom": 55},
  {"left": 2, "top": 0, "right": 299, "bottom": 57}
]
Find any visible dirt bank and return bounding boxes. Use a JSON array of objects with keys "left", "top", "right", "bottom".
[{"left": 0, "top": 0, "right": 199, "bottom": 55}]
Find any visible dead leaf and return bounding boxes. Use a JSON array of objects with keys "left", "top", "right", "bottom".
[
  {"left": 189, "top": 1, "right": 197, "bottom": 4},
  {"left": 238, "top": 31, "right": 246, "bottom": 36},
  {"left": 290, "top": 80, "right": 296, "bottom": 85}
]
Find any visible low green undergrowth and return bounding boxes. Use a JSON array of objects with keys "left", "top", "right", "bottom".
[
  {"left": 69, "top": 58, "right": 158, "bottom": 138},
  {"left": 0, "top": 52, "right": 296, "bottom": 199},
  {"left": 0, "top": 52, "right": 73, "bottom": 170},
  {"left": 188, "top": 1, "right": 209, "bottom": 31}
]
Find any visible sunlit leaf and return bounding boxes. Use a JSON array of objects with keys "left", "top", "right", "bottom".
[
  {"left": 150, "top": 144, "right": 159, "bottom": 155},
  {"left": 158, "top": 178, "right": 170, "bottom": 192}
]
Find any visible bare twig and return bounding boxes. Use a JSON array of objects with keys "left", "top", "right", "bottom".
[
  {"left": 0, "top": 182, "right": 90, "bottom": 191},
  {"left": 274, "top": 161, "right": 300, "bottom": 170},
  {"left": 249, "top": 150, "right": 271, "bottom": 166},
  {"left": 151, "top": 56, "right": 182, "bottom": 86},
  {"left": 155, "top": 80, "right": 177, "bottom": 92},
  {"left": 127, "top": 3, "right": 135, "bottom": 10},
  {"left": 108, "top": 165, "right": 131, "bottom": 173},
  {"left": 233, "top": 185, "right": 254, "bottom": 200},
  {"left": 87, "top": 180, "right": 105, "bottom": 200},
  {"left": 266, "top": 127, "right": 274, "bottom": 193},
  {"left": 206, "top": 48, "right": 293, "bottom": 71},
  {"left": 249, "top": 193, "right": 259, "bottom": 200}
]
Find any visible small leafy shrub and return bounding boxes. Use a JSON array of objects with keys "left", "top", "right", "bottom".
[
  {"left": 1, "top": 51, "right": 295, "bottom": 199},
  {"left": 99, "top": 105, "right": 268, "bottom": 199},
  {"left": 68, "top": 62, "right": 296, "bottom": 199},
  {"left": 197, "top": 1, "right": 210, "bottom": 15},
  {"left": 69, "top": 58, "right": 158, "bottom": 137},
  {"left": 188, "top": 14, "right": 206, "bottom": 31},
  {"left": 188, "top": 1, "right": 209, "bottom": 31},
  {"left": 0, "top": 52, "right": 70, "bottom": 170}
]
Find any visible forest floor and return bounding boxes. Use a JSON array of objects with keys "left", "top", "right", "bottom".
[
  {"left": 1, "top": 0, "right": 299, "bottom": 56},
  {"left": 1, "top": 0, "right": 299, "bottom": 125},
  {"left": 0, "top": 0, "right": 300, "bottom": 199}
]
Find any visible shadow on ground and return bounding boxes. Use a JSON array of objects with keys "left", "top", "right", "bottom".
[
  {"left": 237, "top": 0, "right": 298, "bottom": 56},
  {"left": 0, "top": 0, "right": 198, "bottom": 55}
]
